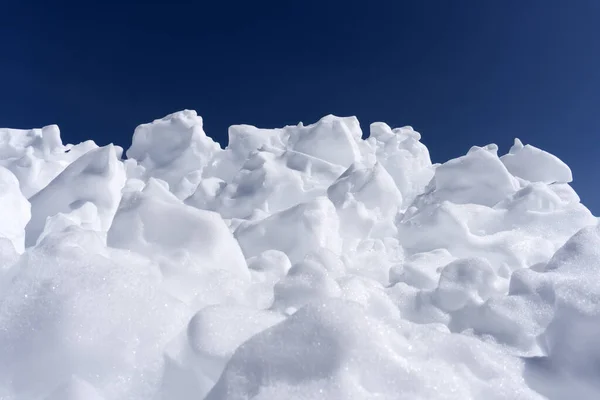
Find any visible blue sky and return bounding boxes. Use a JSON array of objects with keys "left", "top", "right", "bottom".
[{"left": 1, "top": 1, "right": 599, "bottom": 214}]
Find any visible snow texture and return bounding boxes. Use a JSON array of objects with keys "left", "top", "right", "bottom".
[{"left": 0, "top": 111, "right": 597, "bottom": 400}]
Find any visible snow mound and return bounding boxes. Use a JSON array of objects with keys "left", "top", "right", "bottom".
[
  {"left": 0, "top": 111, "right": 597, "bottom": 400},
  {"left": 206, "top": 299, "right": 542, "bottom": 400}
]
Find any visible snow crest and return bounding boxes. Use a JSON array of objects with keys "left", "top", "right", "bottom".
[{"left": 0, "top": 111, "right": 597, "bottom": 400}]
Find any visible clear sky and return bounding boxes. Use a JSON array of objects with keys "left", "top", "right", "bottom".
[{"left": 2, "top": 1, "right": 599, "bottom": 214}]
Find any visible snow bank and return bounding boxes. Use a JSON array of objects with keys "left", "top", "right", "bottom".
[{"left": 0, "top": 111, "right": 597, "bottom": 400}]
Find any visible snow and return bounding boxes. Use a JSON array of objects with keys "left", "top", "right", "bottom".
[
  {"left": 126, "top": 110, "right": 221, "bottom": 198},
  {"left": 0, "top": 125, "right": 98, "bottom": 198},
  {"left": 0, "top": 110, "right": 597, "bottom": 399},
  {"left": 501, "top": 138, "right": 573, "bottom": 184},
  {"left": 0, "top": 166, "right": 30, "bottom": 253},
  {"left": 25, "top": 145, "right": 126, "bottom": 247},
  {"left": 206, "top": 299, "right": 542, "bottom": 400}
]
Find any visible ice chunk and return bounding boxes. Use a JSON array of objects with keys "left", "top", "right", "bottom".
[
  {"left": 289, "top": 115, "right": 364, "bottom": 168},
  {"left": 495, "top": 182, "right": 565, "bottom": 213},
  {"left": 35, "top": 202, "right": 104, "bottom": 250},
  {"left": 235, "top": 196, "right": 342, "bottom": 264},
  {"left": 210, "top": 124, "right": 288, "bottom": 181},
  {"left": 0, "top": 125, "right": 62, "bottom": 160},
  {"left": 328, "top": 162, "right": 402, "bottom": 219},
  {"left": 185, "top": 176, "right": 226, "bottom": 211},
  {"left": 25, "top": 145, "right": 125, "bottom": 247},
  {"left": 211, "top": 115, "right": 369, "bottom": 182},
  {"left": 0, "top": 125, "right": 97, "bottom": 197},
  {"left": 496, "top": 183, "right": 596, "bottom": 246},
  {"left": 426, "top": 145, "right": 519, "bottom": 207},
  {"left": 126, "top": 110, "right": 221, "bottom": 192},
  {"left": 398, "top": 181, "right": 594, "bottom": 275},
  {"left": 209, "top": 148, "right": 345, "bottom": 219},
  {"left": 109, "top": 179, "right": 250, "bottom": 309},
  {"left": 368, "top": 122, "right": 434, "bottom": 208},
  {"left": 0, "top": 166, "right": 30, "bottom": 253},
  {"left": 501, "top": 139, "right": 573, "bottom": 183},
  {"left": 327, "top": 162, "right": 401, "bottom": 251},
  {"left": 108, "top": 180, "right": 250, "bottom": 304}
]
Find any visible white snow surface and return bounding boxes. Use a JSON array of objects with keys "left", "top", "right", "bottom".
[{"left": 0, "top": 110, "right": 598, "bottom": 400}]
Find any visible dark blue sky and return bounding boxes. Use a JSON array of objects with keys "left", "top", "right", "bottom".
[{"left": 2, "top": 1, "right": 599, "bottom": 214}]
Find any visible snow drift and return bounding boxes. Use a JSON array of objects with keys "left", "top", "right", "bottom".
[{"left": 0, "top": 111, "right": 598, "bottom": 400}]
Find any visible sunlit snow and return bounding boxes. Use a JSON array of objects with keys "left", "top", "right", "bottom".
[{"left": 0, "top": 110, "right": 598, "bottom": 399}]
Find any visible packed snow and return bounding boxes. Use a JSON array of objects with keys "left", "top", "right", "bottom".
[{"left": 0, "top": 110, "right": 598, "bottom": 400}]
